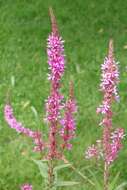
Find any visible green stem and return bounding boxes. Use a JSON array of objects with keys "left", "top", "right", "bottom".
[
  {"left": 47, "top": 159, "right": 55, "bottom": 190},
  {"left": 71, "top": 163, "right": 95, "bottom": 186},
  {"left": 104, "top": 161, "right": 109, "bottom": 190},
  {"left": 62, "top": 157, "right": 95, "bottom": 186}
]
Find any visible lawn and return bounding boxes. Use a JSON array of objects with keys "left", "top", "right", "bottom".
[{"left": 0, "top": 0, "right": 127, "bottom": 189}]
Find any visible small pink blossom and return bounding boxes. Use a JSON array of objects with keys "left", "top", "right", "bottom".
[
  {"left": 21, "top": 184, "right": 32, "bottom": 190},
  {"left": 85, "top": 144, "right": 98, "bottom": 159}
]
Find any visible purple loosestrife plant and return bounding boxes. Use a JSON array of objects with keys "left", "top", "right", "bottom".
[
  {"left": 44, "top": 8, "right": 78, "bottom": 189},
  {"left": 4, "top": 8, "right": 78, "bottom": 190},
  {"left": 85, "top": 40, "right": 125, "bottom": 190}
]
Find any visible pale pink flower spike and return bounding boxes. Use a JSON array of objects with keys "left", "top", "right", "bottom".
[{"left": 21, "top": 184, "right": 32, "bottom": 190}]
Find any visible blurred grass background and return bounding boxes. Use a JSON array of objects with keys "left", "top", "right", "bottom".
[{"left": 0, "top": 0, "right": 127, "bottom": 189}]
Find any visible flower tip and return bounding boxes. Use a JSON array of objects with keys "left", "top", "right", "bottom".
[
  {"left": 69, "top": 81, "right": 74, "bottom": 99},
  {"left": 5, "top": 89, "right": 11, "bottom": 104},
  {"left": 108, "top": 38, "right": 114, "bottom": 59},
  {"left": 49, "top": 7, "right": 59, "bottom": 36}
]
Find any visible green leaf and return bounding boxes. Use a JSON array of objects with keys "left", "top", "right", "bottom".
[
  {"left": 54, "top": 163, "right": 71, "bottom": 172},
  {"left": 32, "top": 159, "right": 48, "bottom": 179},
  {"left": 87, "top": 169, "right": 102, "bottom": 190},
  {"left": 115, "top": 182, "right": 127, "bottom": 190},
  {"left": 22, "top": 100, "right": 30, "bottom": 109},
  {"left": 31, "top": 106, "right": 38, "bottom": 119},
  {"left": 50, "top": 187, "right": 57, "bottom": 190},
  {"left": 56, "top": 181, "right": 80, "bottom": 187},
  {"left": 109, "top": 172, "right": 120, "bottom": 190},
  {"left": 11, "top": 75, "right": 15, "bottom": 87},
  {"left": 53, "top": 163, "right": 72, "bottom": 185}
]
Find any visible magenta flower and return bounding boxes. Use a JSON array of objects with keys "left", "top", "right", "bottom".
[
  {"left": 21, "top": 184, "right": 32, "bottom": 190},
  {"left": 60, "top": 82, "right": 77, "bottom": 150},
  {"left": 45, "top": 8, "right": 66, "bottom": 159},
  {"left": 46, "top": 16, "right": 65, "bottom": 125},
  {"left": 4, "top": 104, "right": 44, "bottom": 152},
  {"left": 47, "top": 34, "right": 65, "bottom": 82},
  {"left": 97, "top": 39, "right": 119, "bottom": 116},
  {"left": 108, "top": 128, "right": 125, "bottom": 164},
  {"left": 85, "top": 140, "right": 102, "bottom": 159},
  {"left": 85, "top": 144, "right": 98, "bottom": 159},
  {"left": 47, "top": 7, "right": 65, "bottom": 85}
]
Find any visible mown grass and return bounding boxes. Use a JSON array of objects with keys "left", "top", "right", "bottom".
[{"left": 0, "top": 0, "right": 127, "bottom": 189}]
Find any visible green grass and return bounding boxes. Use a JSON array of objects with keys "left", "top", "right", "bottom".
[{"left": 0, "top": 0, "right": 127, "bottom": 189}]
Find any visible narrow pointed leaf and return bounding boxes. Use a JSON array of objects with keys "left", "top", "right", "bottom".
[
  {"left": 87, "top": 169, "right": 102, "bottom": 190},
  {"left": 56, "top": 181, "right": 80, "bottom": 187},
  {"left": 54, "top": 163, "right": 71, "bottom": 172},
  {"left": 109, "top": 172, "right": 120, "bottom": 190},
  {"left": 32, "top": 159, "right": 48, "bottom": 179},
  {"left": 31, "top": 106, "right": 38, "bottom": 119},
  {"left": 115, "top": 182, "right": 127, "bottom": 190},
  {"left": 11, "top": 76, "right": 15, "bottom": 87}
]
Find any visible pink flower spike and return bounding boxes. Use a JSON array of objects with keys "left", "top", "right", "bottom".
[
  {"left": 45, "top": 8, "right": 66, "bottom": 159},
  {"left": 86, "top": 40, "right": 124, "bottom": 190},
  {"left": 21, "top": 184, "right": 32, "bottom": 190},
  {"left": 97, "top": 39, "right": 119, "bottom": 117},
  {"left": 4, "top": 104, "right": 45, "bottom": 152},
  {"left": 60, "top": 82, "right": 77, "bottom": 150},
  {"left": 106, "top": 128, "right": 125, "bottom": 164},
  {"left": 4, "top": 104, "right": 34, "bottom": 136}
]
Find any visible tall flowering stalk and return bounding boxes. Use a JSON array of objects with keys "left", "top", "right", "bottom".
[
  {"left": 45, "top": 7, "right": 65, "bottom": 160},
  {"left": 45, "top": 8, "right": 77, "bottom": 188},
  {"left": 85, "top": 40, "right": 124, "bottom": 190},
  {"left": 4, "top": 7, "right": 77, "bottom": 189}
]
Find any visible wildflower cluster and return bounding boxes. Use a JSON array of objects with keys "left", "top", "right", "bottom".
[
  {"left": 85, "top": 40, "right": 124, "bottom": 165},
  {"left": 85, "top": 144, "right": 98, "bottom": 159},
  {"left": 3, "top": 7, "right": 126, "bottom": 190}
]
